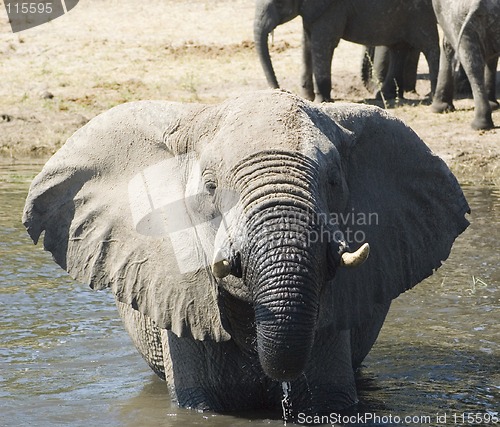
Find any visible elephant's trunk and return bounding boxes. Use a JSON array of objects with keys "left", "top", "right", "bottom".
[
  {"left": 252, "top": 249, "right": 320, "bottom": 380},
  {"left": 254, "top": 3, "right": 280, "bottom": 89},
  {"left": 234, "top": 153, "right": 328, "bottom": 380},
  {"left": 246, "top": 210, "right": 323, "bottom": 381}
]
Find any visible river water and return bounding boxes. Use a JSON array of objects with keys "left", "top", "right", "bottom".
[{"left": 0, "top": 160, "right": 498, "bottom": 427}]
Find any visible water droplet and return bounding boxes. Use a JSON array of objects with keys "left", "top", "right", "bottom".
[{"left": 281, "top": 381, "right": 292, "bottom": 425}]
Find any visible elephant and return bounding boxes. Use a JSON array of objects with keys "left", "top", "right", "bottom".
[
  {"left": 361, "top": 46, "right": 476, "bottom": 98},
  {"left": 431, "top": 0, "right": 500, "bottom": 130},
  {"left": 254, "top": 0, "right": 440, "bottom": 102},
  {"left": 361, "top": 45, "right": 421, "bottom": 97},
  {"left": 23, "top": 90, "right": 470, "bottom": 414}
]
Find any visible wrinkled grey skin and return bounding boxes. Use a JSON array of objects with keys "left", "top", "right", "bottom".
[
  {"left": 361, "top": 45, "right": 421, "bottom": 97},
  {"left": 431, "top": 0, "right": 500, "bottom": 130},
  {"left": 254, "top": 0, "right": 440, "bottom": 102},
  {"left": 23, "top": 90, "right": 469, "bottom": 414}
]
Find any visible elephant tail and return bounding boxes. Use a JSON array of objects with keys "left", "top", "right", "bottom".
[
  {"left": 361, "top": 46, "right": 376, "bottom": 91},
  {"left": 454, "top": 0, "right": 482, "bottom": 72}
]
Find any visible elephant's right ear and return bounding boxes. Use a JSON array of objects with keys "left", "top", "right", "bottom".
[
  {"left": 317, "top": 103, "right": 470, "bottom": 330},
  {"left": 22, "top": 101, "right": 231, "bottom": 342}
]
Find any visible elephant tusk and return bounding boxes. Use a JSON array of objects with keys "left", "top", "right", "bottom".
[
  {"left": 340, "top": 242, "right": 370, "bottom": 268},
  {"left": 212, "top": 259, "right": 231, "bottom": 279}
]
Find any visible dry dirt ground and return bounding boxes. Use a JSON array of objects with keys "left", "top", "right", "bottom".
[{"left": 0, "top": 0, "right": 498, "bottom": 185}]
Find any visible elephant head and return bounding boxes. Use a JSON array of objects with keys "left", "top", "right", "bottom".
[
  {"left": 23, "top": 90, "right": 469, "bottom": 383},
  {"left": 254, "top": 0, "right": 303, "bottom": 89}
]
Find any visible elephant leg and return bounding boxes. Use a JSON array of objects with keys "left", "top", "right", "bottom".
[
  {"left": 485, "top": 56, "right": 499, "bottom": 110},
  {"left": 116, "top": 300, "right": 166, "bottom": 379},
  {"left": 432, "top": 38, "right": 456, "bottom": 113},
  {"left": 457, "top": 35, "right": 494, "bottom": 129},
  {"left": 378, "top": 46, "right": 406, "bottom": 100},
  {"left": 373, "top": 46, "right": 390, "bottom": 86},
  {"left": 162, "top": 331, "right": 267, "bottom": 411},
  {"left": 350, "top": 301, "right": 391, "bottom": 369},
  {"left": 301, "top": 29, "right": 315, "bottom": 101},
  {"left": 310, "top": 29, "right": 336, "bottom": 103},
  {"left": 420, "top": 36, "right": 441, "bottom": 97},
  {"left": 454, "top": 64, "right": 472, "bottom": 96},
  {"left": 285, "top": 328, "right": 358, "bottom": 413},
  {"left": 403, "top": 47, "right": 420, "bottom": 93}
]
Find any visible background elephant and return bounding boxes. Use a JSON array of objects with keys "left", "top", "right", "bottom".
[
  {"left": 23, "top": 90, "right": 469, "bottom": 414},
  {"left": 361, "top": 45, "right": 421, "bottom": 97},
  {"left": 431, "top": 0, "right": 500, "bottom": 130},
  {"left": 254, "top": 0, "right": 440, "bottom": 102},
  {"left": 361, "top": 46, "right": 475, "bottom": 98}
]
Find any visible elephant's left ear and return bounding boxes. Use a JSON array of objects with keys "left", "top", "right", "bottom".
[
  {"left": 318, "top": 104, "right": 470, "bottom": 330},
  {"left": 22, "top": 101, "right": 231, "bottom": 342}
]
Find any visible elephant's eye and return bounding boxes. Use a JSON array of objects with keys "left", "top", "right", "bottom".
[{"left": 205, "top": 181, "right": 217, "bottom": 196}]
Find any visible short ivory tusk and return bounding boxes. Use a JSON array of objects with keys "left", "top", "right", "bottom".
[
  {"left": 340, "top": 242, "right": 370, "bottom": 268},
  {"left": 212, "top": 259, "right": 231, "bottom": 278}
]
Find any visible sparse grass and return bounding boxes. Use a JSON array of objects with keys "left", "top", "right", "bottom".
[
  {"left": 465, "top": 276, "right": 490, "bottom": 295},
  {"left": 180, "top": 72, "right": 201, "bottom": 101}
]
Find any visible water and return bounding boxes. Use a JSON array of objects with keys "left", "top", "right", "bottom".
[
  {"left": 1, "top": 160, "right": 498, "bottom": 427},
  {"left": 281, "top": 382, "right": 292, "bottom": 425}
]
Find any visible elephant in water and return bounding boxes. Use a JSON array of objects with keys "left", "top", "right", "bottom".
[
  {"left": 431, "top": 0, "right": 500, "bottom": 130},
  {"left": 23, "top": 90, "right": 470, "bottom": 414},
  {"left": 254, "top": 0, "right": 440, "bottom": 102}
]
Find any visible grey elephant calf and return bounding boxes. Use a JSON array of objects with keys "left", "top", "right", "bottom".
[{"left": 23, "top": 90, "right": 469, "bottom": 414}]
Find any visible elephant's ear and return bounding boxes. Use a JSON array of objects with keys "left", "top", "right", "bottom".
[
  {"left": 22, "top": 101, "right": 231, "bottom": 342},
  {"left": 319, "top": 104, "right": 470, "bottom": 330}
]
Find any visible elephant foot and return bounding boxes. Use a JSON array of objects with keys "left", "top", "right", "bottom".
[
  {"left": 431, "top": 100, "right": 455, "bottom": 113},
  {"left": 301, "top": 86, "right": 315, "bottom": 102},
  {"left": 172, "top": 384, "right": 270, "bottom": 412},
  {"left": 303, "top": 93, "right": 315, "bottom": 102},
  {"left": 315, "top": 97, "right": 334, "bottom": 103},
  {"left": 375, "top": 89, "right": 404, "bottom": 102},
  {"left": 288, "top": 382, "right": 358, "bottom": 417},
  {"left": 489, "top": 100, "right": 499, "bottom": 111},
  {"left": 172, "top": 387, "right": 214, "bottom": 411},
  {"left": 376, "top": 90, "right": 393, "bottom": 101},
  {"left": 471, "top": 115, "right": 494, "bottom": 131}
]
